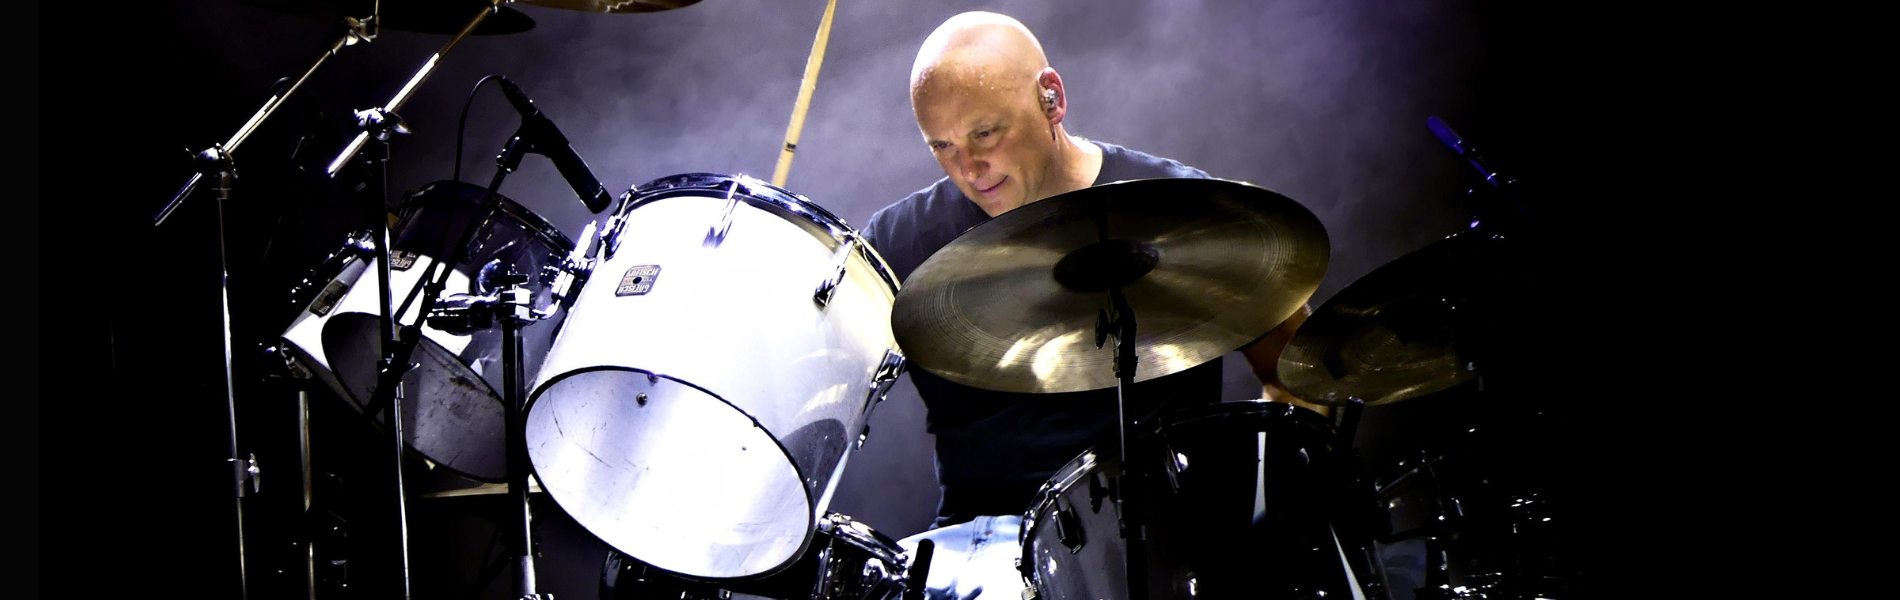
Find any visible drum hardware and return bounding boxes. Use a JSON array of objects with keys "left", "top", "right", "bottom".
[
  {"left": 705, "top": 178, "right": 743, "bottom": 247},
  {"left": 363, "top": 80, "right": 607, "bottom": 598},
  {"left": 1097, "top": 284, "right": 1153, "bottom": 600},
  {"left": 542, "top": 221, "right": 601, "bottom": 307},
  {"left": 427, "top": 267, "right": 551, "bottom": 599},
  {"left": 902, "top": 539, "right": 934, "bottom": 600},
  {"left": 814, "top": 234, "right": 861, "bottom": 307},
  {"left": 145, "top": 11, "right": 392, "bottom": 599}
]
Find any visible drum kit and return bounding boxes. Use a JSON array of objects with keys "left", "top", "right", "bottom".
[{"left": 154, "top": 2, "right": 1576, "bottom": 600}]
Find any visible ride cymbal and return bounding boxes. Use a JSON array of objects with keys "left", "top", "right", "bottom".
[
  {"left": 893, "top": 178, "right": 1329, "bottom": 394},
  {"left": 1278, "top": 228, "right": 1541, "bottom": 406}
]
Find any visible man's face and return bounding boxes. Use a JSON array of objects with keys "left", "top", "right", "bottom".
[{"left": 914, "top": 79, "right": 1056, "bottom": 217}]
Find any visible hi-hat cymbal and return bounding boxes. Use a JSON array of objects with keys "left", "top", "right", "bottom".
[
  {"left": 1277, "top": 228, "right": 1540, "bottom": 406},
  {"left": 516, "top": 0, "right": 701, "bottom": 14},
  {"left": 235, "top": 0, "right": 537, "bottom": 36},
  {"left": 893, "top": 178, "right": 1329, "bottom": 394}
]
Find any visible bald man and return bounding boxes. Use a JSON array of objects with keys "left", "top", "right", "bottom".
[{"left": 859, "top": 12, "right": 1315, "bottom": 598}]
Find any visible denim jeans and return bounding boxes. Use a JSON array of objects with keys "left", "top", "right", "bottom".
[{"left": 898, "top": 515, "right": 1027, "bottom": 600}]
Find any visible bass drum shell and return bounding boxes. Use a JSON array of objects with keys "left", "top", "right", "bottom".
[
  {"left": 526, "top": 173, "right": 901, "bottom": 579},
  {"left": 1021, "top": 400, "right": 1365, "bottom": 600}
]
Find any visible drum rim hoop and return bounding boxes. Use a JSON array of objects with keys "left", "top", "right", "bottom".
[{"left": 621, "top": 172, "right": 901, "bottom": 294}]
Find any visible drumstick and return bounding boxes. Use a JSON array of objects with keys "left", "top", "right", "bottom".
[{"left": 771, "top": 0, "right": 839, "bottom": 188}]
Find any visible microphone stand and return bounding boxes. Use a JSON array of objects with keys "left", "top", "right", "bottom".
[
  {"left": 320, "top": 3, "right": 509, "bottom": 597},
  {"left": 147, "top": 16, "right": 378, "bottom": 600}
]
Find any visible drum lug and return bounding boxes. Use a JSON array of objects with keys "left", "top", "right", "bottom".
[
  {"left": 543, "top": 220, "right": 599, "bottom": 309},
  {"left": 862, "top": 348, "right": 907, "bottom": 410},
  {"left": 1162, "top": 444, "right": 1185, "bottom": 494},
  {"left": 1087, "top": 471, "right": 1111, "bottom": 513},
  {"left": 600, "top": 206, "right": 628, "bottom": 261},
  {"left": 705, "top": 178, "right": 743, "bottom": 248},
  {"left": 1054, "top": 500, "right": 1085, "bottom": 554},
  {"left": 810, "top": 540, "right": 836, "bottom": 600},
  {"left": 872, "top": 349, "right": 906, "bottom": 386},
  {"left": 814, "top": 234, "right": 861, "bottom": 308},
  {"left": 1015, "top": 557, "right": 1039, "bottom": 600}
]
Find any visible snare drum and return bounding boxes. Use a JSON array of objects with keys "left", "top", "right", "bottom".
[
  {"left": 1020, "top": 400, "right": 1364, "bottom": 600},
  {"left": 601, "top": 513, "right": 909, "bottom": 600},
  {"left": 525, "top": 173, "right": 904, "bottom": 579},
  {"left": 280, "top": 180, "right": 573, "bottom": 481}
]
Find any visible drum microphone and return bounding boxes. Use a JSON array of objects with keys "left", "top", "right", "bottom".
[{"left": 496, "top": 77, "right": 614, "bottom": 214}]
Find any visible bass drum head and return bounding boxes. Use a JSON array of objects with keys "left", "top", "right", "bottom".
[{"left": 528, "top": 370, "right": 811, "bottom": 578}]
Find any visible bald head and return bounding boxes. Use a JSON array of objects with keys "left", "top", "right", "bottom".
[
  {"left": 907, "top": 12, "right": 1099, "bottom": 217},
  {"left": 910, "top": 12, "right": 1049, "bottom": 104}
]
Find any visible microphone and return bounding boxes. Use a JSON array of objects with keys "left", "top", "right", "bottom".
[
  {"left": 496, "top": 77, "right": 614, "bottom": 213},
  {"left": 1426, "top": 115, "right": 1513, "bottom": 188}
]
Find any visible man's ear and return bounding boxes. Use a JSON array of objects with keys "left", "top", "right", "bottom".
[{"left": 1038, "top": 68, "right": 1067, "bottom": 126}]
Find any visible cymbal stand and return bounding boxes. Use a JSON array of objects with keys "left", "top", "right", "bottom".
[
  {"left": 147, "top": 15, "right": 379, "bottom": 600},
  {"left": 1095, "top": 285, "right": 1149, "bottom": 600},
  {"left": 321, "top": 4, "right": 508, "bottom": 597},
  {"left": 154, "top": 15, "right": 379, "bottom": 227}
]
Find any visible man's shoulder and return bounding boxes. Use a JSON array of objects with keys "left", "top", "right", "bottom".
[
  {"left": 1094, "top": 140, "right": 1213, "bottom": 182},
  {"left": 866, "top": 177, "right": 962, "bottom": 239}
]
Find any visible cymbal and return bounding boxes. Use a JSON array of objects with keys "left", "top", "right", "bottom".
[
  {"left": 516, "top": 0, "right": 701, "bottom": 14},
  {"left": 893, "top": 178, "right": 1329, "bottom": 394},
  {"left": 1277, "top": 229, "right": 1539, "bottom": 406},
  {"left": 235, "top": 0, "right": 537, "bottom": 36}
]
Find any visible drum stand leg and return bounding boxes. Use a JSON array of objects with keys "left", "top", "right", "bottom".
[
  {"left": 502, "top": 301, "right": 550, "bottom": 599},
  {"left": 409, "top": 125, "right": 551, "bottom": 600}
]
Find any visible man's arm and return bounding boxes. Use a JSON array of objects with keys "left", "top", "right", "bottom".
[{"left": 1239, "top": 304, "right": 1331, "bottom": 417}]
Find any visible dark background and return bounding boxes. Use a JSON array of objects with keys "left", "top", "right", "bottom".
[{"left": 38, "top": 1, "right": 1623, "bottom": 598}]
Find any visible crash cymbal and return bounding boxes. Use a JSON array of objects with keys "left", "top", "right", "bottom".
[
  {"left": 1277, "top": 228, "right": 1540, "bottom": 406},
  {"left": 235, "top": 0, "right": 537, "bottom": 35},
  {"left": 516, "top": 0, "right": 701, "bottom": 14},
  {"left": 893, "top": 178, "right": 1329, "bottom": 394}
]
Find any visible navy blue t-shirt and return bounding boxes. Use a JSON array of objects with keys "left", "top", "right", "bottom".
[{"left": 862, "top": 141, "right": 1224, "bottom": 527}]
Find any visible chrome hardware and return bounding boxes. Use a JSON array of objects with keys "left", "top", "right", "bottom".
[
  {"left": 231, "top": 453, "right": 261, "bottom": 496},
  {"left": 704, "top": 178, "right": 742, "bottom": 248},
  {"left": 541, "top": 220, "right": 598, "bottom": 313},
  {"left": 814, "top": 233, "right": 860, "bottom": 308},
  {"left": 602, "top": 188, "right": 633, "bottom": 260},
  {"left": 872, "top": 348, "right": 906, "bottom": 385},
  {"left": 862, "top": 348, "right": 906, "bottom": 409}
]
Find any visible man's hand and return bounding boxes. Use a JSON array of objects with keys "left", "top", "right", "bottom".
[{"left": 1240, "top": 304, "right": 1330, "bottom": 417}]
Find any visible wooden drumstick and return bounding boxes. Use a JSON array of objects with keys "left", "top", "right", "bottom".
[{"left": 772, "top": 0, "right": 839, "bottom": 188}]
